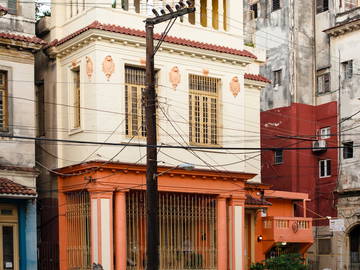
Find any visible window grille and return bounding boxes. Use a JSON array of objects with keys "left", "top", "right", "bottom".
[
  {"left": 317, "top": 73, "right": 330, "bottom": 94},
  {"left": 125, "top": 66, "right": 147, "bottom": 138},
  {"left": 272, "top": 0, "right": 280, "bottom": 11},
  {"left": 343, "top": 141, "right": 354, "bottom": 159},
  {"left": 72, "top": 68, "right": 81, "bottom": 129},
  {"left": 343, "top": 60, "right": 353, "bottom": 80},
  {"left": 0, "top": 71, "right": 8, "bottom": 132},
  {"left": 126, "top": 191, "right": 217, "bottom": 270},
  {"left": 319, "top": 159, "right": 331, "bottom": 178},
  {"left": 189, "top": 74, "right": 220, "bottom": 145},
  {"left": 65, "top": 191, "right": 91, "bottom": 270}
]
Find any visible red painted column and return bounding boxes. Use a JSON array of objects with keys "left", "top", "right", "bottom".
[
  {"left": 115, "top": 191, "right": 127, "bottom": 270},
  {"left": 217, "top": 195, "right": 228, "bottom": 270}
]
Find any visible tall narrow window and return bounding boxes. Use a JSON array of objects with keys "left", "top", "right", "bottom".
[
  {"left": 273, "top": 70, "right": 282, "bottom": 87},
  {"left": 343, "top": 141, "right": 354, "bottom": 159},
  {"left": 37, "top": 82, "right": 45, "bottom": 136},
  {"left": 0, "top": 71, "right": 8, "bottom": 132},
  {"left": 274, "top": 149, "right": 283, "bottom": 164},
  {"left": 342, "top": 60, "right": 353, "bottom": 80},
  {"left": 72, "top": 67, "right": 81, "bottom": 129},
  {"left": 317, "top": 73, "right": 330, "bottom": 94},
  {"left": 272, "top": 0, "right": 280, "bottom": 11},
  {"left": 316, "top": 0, "right": 329, "bottom": 13},
  {"left": 319, "top": 159, "right": 331, "bottom": 178},
  {"left": 189, "top": 74, "right": 220, "bottom": 145},
  {"left": 319, "top": 127, "right": 331, "bottom": 139},
  {"left": 250, "top": 3, "right": 258, "bottom": 18},
  {"left": 7, "top": 0, "right": 17, "bottom": 15},
  {"left": 125, "top": 66, "right": 146, "bottom": 138}
]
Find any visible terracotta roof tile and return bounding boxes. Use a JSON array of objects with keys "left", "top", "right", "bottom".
[
  {"left": 0, "top": 177, "right": 36, "bottom": 196},
  {"left": 245, "top": 194, "right": 272, "bottom": 206},
  {"left": 48, "top": 21, "right": 257, "bottom": 59},
  {"left": 244, "top": 73, "right": 271, "bottom": 83},
  {"left": 0, "top": 32, "right": 46, "bottom": 45}
]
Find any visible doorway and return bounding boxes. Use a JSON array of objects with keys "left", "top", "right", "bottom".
[
  {"left": 0, "top": 204, "right": 19, "bottom": 270},
  {"left": 350, "top": 224, "right": 360, "bottom": 270}
]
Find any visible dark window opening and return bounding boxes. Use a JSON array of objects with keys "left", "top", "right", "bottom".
[
  {"left": 319, "top": 159, "right": 331, "bottom": 178},
  {"left": 274, "top": 149, "right": 283, "bottom": 164},
  {"left": 343, "top": 60, "right": 353, "bottom": 80},
  {"left": 318, "top": 239, "right": 331, "bottom": 254},
  {"left": 273, "top": 70, "right": 282, "bottom": 87},
  {"left": 272, "top": 0, "right": 280, "bottom": 11},
  {"left": 317, "top": 73, "right": 330, "bottom": 94},
  {"left": 316, "top": 0, "right": 329, "bottom": 13},
  {"left": 250, "top": 4, "right": 258, "bottom": 18},
  {"left": 343, "top": 141, "right": 354, "bottom": 159}
]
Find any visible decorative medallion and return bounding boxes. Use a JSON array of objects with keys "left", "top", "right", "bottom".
[
  {"left": 102, "top": 55, "right": 115, "bottom": 80},
  {"left": 169, "top": 66, "right": 181, "bottom": 89},
  {"left": 292, "top": 221, "right": 299, "bottom": 233},
  {"left": 86, "top": 56, "right": 94, "bottom": 79},
  {"left": 202, "top": 68, "right": 209, "bottom": 76},
  {"left": 140, "top": 58, "right": 146, "bottom": 65},
  {"left": 229, "top": 76, "right": 241, "bottom": 97}
]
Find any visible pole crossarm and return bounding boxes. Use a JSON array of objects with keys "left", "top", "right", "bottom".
[{"left": 145, "top": 7, "right": 195, "bottom": 25}]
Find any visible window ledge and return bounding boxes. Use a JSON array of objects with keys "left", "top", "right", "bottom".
[{"left": 68, "top": 127, "right": 83, "bottom": 136}]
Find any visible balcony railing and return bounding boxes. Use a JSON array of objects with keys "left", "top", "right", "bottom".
[{"left": 262, "top": 216, "right": 313, "bottom": 243}]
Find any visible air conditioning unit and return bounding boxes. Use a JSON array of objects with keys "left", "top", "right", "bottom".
[{"left": 312, "top": 140, "right": 327, "bottom": 152}]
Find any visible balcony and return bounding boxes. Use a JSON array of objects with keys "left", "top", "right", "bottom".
[
  {"left": 261, "top": 216, "right": 313, "bottom": 253},
  {"left": 54, "top": 0, "right": 243, "bottom": 48}
]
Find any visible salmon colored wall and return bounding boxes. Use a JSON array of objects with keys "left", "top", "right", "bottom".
[{"left": 266, "top": 198, "right": 294, "bottom": 217}]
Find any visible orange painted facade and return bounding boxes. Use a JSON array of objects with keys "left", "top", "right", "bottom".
[
  {"left": 56, "top": 161, "right": 253, "bottom": 270},
  {"left": 245, "top": 184, "right": 314, "bottom": 267}
]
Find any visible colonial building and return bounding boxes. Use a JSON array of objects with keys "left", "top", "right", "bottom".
[
  {"left": 0, "top": 1, "right": 44, "bottom": 269},
  {"left": 35, "top": 0, "right": 273, "bottom": 269},
  {"left": 323, "top": 6, "right": 360, "bottom": 270}
]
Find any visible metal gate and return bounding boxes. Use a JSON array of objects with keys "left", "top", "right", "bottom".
[
  {"left": 126, "top": 191, "right": 217, "bottom": 270},
  {"left": 65, "top": 191, "right": 91, "bottom": 270}
]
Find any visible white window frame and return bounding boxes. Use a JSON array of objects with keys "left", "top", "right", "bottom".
[
  {"left": 273, "top": 69, "right": 282, "bottom": 88},
  {"left": 342, "top": 60, "right": 353, "bottom": 80},
  {"left": 274, "top": 149, "right": 283, "bottom": 165},
  {"left": 319, "top": 159, "right": 331, "bottom": 178},
  {"left": 319, "top": 127, "right": 331, "bottom": 139}
]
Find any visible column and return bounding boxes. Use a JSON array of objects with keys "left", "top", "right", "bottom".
[
  {"left": 115, "top": 191, "right": 127, "bottom": 270},
  {"left": 229, "top": 196, "right": 245, "bottom": 270},
  {"left": 128, "top": 0, "right": 135, "bottom": 12},
  {"left": 206, "top": 0, "right": 212, "bottom": 28},
  {"left": 90, "top": 189, "right": 114, "bottom": 270},
  {"left": 195, "top": 0, "right": 201, "bottom": 25},
  {"left": 217, "top": 196, "right": 228, "bottom": 270},
  {"left": 218, "top": 0, "right": 224, "bottom": 31},
  {"left": 303, "top": 199, "right": 307, "bottom": 217}
]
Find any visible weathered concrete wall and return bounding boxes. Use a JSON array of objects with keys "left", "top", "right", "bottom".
[{"left": 0, "top": 0, "right": 36, "bottom": 34}]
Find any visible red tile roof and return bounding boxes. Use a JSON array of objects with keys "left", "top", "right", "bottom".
[
  {"left": 0, "top": 32, "right": 46, "bottom": 45},
  {"left": 244, "top": 73, "right": 271, "bottom": 83},
  {"left": 0, "top": 177, "right": 36, "bottom": 196},
  {"left": 48, "top": 21, "right": 257, "bottom": 59},
  {"left": 0, "top": 5, "right": 8, "bottom": 13},
  {"left": 245, "top": 194, "right": 272, "bottom": 206}
]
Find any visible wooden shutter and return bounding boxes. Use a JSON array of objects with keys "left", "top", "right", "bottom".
[{"left": 7, "top": 0, "right": 17, "bottom": 15}]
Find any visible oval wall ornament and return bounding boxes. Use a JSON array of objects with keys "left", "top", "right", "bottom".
[
  {"left": 230, "top": 76, "right": 240, "bottom": 97},
  {"left": 102, "top": 55, "right": 115, "bottom": 81},
  {"left": 169, "top": 66, "right": 181, "bottom": 89}
]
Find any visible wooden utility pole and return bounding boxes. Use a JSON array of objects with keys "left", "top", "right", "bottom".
[{"left": 144, "top": 3, "right": 195, "bottom": 270}]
